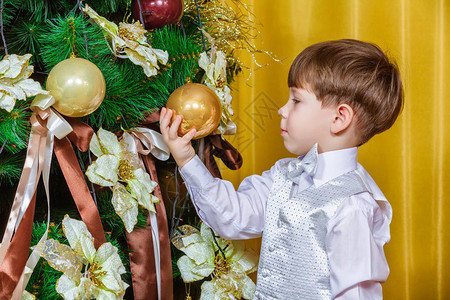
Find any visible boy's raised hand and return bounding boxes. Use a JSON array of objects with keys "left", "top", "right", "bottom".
[{"left": 160, "top": 107, "right": 197, "bottom": 169}]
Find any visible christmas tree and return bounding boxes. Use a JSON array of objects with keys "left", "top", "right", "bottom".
[{"left": 0, "top": 0, "right": 266, "bottom": 299}]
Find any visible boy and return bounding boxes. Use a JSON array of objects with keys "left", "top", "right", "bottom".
[{"left": 160, "top": 39, "right": 403, "bottom": 299}]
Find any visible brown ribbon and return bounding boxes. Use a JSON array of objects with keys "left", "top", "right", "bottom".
[
  {"left": 126, "top": 155, "right": 173, "bottom": 300},
  {"left": 203, "top": 135, "right": 243, "bottom": 178},
  {"left": 0, "top": 195, "right": 36, "bottom": 299},
  {"left": 54, "top": 118, "right": 106, "bottom": 248},
  {"left": 124, "top": 111, "right": 173, "bottom": 300}
]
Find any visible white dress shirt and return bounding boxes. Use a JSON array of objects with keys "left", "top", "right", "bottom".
[{"left": 180, "top": 147, "right": 392, "bottom": 299}]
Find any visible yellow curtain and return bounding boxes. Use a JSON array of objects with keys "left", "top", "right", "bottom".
[{"left": 218, "top": 0, "right": 450, "bottom": 298}]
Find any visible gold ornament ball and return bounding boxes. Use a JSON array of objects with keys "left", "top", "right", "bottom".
[
  {"left": 166, "top": 83, "right": 222, "bottom": 139},
  {"left": 46, "top": 57, "right": 106, "bottom": 117}
]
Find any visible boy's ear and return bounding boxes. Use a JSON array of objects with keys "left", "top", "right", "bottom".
[{"left": 331, "top": 104, "right": 354, "bottom": 134}]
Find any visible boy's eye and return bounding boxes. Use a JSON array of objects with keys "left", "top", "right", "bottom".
[{"left": 291, "top": 98, "right": 300, "bottom": 104}]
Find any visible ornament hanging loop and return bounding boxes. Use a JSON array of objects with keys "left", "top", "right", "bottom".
[{"left": 185, "top": 282, "right": 191, "bottom": 300}]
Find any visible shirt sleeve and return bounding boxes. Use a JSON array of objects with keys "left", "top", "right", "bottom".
[
  {"left": 179, "top": 155, "right": 285, "bottom": 240},
  {"left": 326, "top": 194, "right": 391, "bottom": 300}
]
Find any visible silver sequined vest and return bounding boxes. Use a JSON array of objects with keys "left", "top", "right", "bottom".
[{"left": 254, "top": 163, "right": 369, "bottom": 299}]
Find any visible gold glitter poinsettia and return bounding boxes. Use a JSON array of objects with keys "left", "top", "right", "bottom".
[
  {"left": 35, "top": 215, "right": 128, "bottom": 299},
  {"left": 172, "top": 223, "right": 258, "bottom": 299},
  {"left": 199, "top": 50, "right": 236, "bottom": 135},
  {"left": 86, "top": 128, "right": 160, "bottom": 232},
  {"left": 0, "top": 53, "right": 48, "bottom": 111},
  {"left": 83, "top": 4, "right": 168, "bottom": 77}
]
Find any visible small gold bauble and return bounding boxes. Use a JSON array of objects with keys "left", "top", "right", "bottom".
[
  {"left": 166, "top": 83, "right": 222, "bottom": 139},
  {"left": 46, "top": 57, "right": 106, "bottom": 117}
]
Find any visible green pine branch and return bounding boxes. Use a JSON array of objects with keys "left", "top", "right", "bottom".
[
  {"left": 150, "top": 26, "right": 204, "bottom": 90},
  {"left": 0, "top": 151, "right": 24, "bottom": 184},
  {"left": 0, "top": 101, "right": 31, "bottom": 154},
  {"left": 89, "top": 58, "right": 170, "bottom": 131},
  {"left": 1, "top": 0, "right": 22, "bottom": 27},
  {"left": 6, "top": 20, "right": 45, "bottom": 67},
  {"left": 39, "top": 13, "right": 109, "bottom": 71},
  {"left": 84, "top": 0, "right": 129, "bottom": 15},
  {"left": 20, "top": 0, "right": 73, "bottom": 23}
]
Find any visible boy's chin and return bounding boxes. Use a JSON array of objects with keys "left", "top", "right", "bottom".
[
  {"left": 284, "top": 144, "right": 308, "bottom": 157},
  {"left": 284, "top": 141, "right": 315, "bottom": 157}
]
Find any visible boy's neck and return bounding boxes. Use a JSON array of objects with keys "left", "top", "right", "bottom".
[{"left": 317, "top": 135, "right": 360, "bottom": 154}]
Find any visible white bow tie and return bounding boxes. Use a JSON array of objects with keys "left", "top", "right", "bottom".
[{"left": 286, "top": 144, "right": 318, "bottom": 184}]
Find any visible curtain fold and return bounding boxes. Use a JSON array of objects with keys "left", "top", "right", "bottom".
[{"left": 220, "top": 0, "right": 450, "bottom": 298}]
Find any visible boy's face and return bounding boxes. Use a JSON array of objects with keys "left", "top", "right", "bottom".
[{"left": 279, "top": 87, "right": 336, "bottom": 156}]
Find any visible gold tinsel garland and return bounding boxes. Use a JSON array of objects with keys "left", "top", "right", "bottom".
[{"left": 183, "top": 0, "right": 277, "bottom": 76}]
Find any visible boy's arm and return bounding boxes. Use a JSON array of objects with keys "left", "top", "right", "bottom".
[
  {"left": 180, "top": 155, "right": 275, "bottom": 239},
  {"left": 326, "top": 195, "right": 391, "bottom": 300},
  {"left": 160, "top": 107, "right": 274, "bottom": 239}
]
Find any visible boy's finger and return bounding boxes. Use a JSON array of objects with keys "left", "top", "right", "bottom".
[
  {"left": 169, "top": 114, "right": 182, "bottom": 138},
  {"left": 183, "top": 128, "right": 197, "bottom": 142},
  {"left": 159, "top": 108, "right": 172, "bottom": 133},
  {"left": 159, "top": 108, "right": 166, "bottom": 130}
]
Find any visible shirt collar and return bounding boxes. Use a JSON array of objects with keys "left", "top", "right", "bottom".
[
  {"left": 299, "top": 147, "right": 358, "bottom": 187},
  {"left": 298, "top": 146, "right": 388, "bottom": 203},
  {"left": 297, "top": 146, "right": 390, "bottom": 218}
]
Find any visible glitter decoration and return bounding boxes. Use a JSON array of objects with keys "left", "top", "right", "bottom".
[
  {"left": 0, "top": 54, "right": 48, "bottom": 112},
  {"left": 183, "top": 0, "right": 278, "bottom": 77},
  {"left": 86, "top": 128, "right": 160, "bottom": 232},
  {"left": 83, "top": 4, "right": 169, "bottom": 77},
  {"left": 35, "top": 215, "right": 128, "bottom": 299},
  {"left": 172, "top": 223, "right": 258, "bottom": 299}
]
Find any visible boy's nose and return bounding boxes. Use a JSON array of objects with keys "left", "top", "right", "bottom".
[{"left": 278, "top": 105, "right": 287, "bottom": 118}]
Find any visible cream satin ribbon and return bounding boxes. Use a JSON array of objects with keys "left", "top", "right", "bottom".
[
  {"left": 149, "top": 212, "right": 161, "bottom": 300},
  {"left": 123, "top": 128, "right": 169, "bottom": 300},
  {"left": 122, "top": 127, "right": 170, "bottom": 161},
  {"left": 0, "top": 93, "right": 72, "bottom": 299}
]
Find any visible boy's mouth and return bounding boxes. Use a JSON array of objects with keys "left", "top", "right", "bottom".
[{"left": 280, "top": 129, "right": 287, "bottom": 135}]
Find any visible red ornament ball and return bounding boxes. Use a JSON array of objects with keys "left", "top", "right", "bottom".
[{"left": 131, "top": 0, "right": 184, "bottom": 30}]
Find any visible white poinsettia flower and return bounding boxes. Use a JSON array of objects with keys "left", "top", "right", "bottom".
[
  {"left": 172, "top": 223, "right": 258, "bottom": 299},
  {"left": 20, "top": 290, "right": 36, "bottom": 300},
  {"left": 198, "top": 51, "right": 236, "bottom": 135},
  {"left": 86, "top": 128, "right": 159, "bottom": 232},
  {"left": 83, "top": 4, "right": 168, "bottom": 78},
  {"left": 36, "top": 215, "right": 128, "bottom": 299},
  {"left": 0, "top": 53, "right": 48, "bottom": 112}
]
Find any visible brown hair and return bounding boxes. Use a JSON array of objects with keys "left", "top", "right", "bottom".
[{"left": 288, "top": 39, "right": 404, "bottom": 144}]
